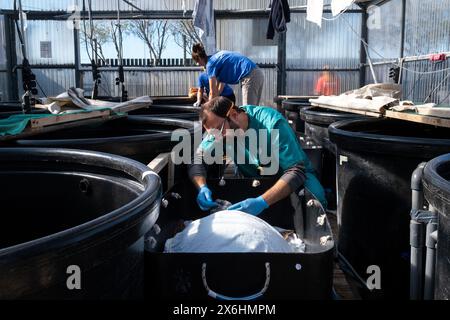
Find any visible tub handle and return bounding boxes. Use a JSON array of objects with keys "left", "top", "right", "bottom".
[{"left": 201, "top": 262, "right": 271, "bottom": 300}]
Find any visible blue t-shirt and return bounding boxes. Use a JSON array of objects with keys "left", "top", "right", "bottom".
[
  {"left": 198, "top": 73, "right": 234, "bottom": 97},
  {"left": 206, "top": 51, "right": 256, "bottom": 85}
]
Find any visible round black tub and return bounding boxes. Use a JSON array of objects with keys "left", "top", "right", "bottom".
[
  {"left": 151, "top": 96, "right": 196, "bottom": 106},
  {"left": 282, "top": 98, "right": 312, "bottom": 134},
  {"left": 300, "top": 106, "right": 364, "bottom": 150},
  {"left": 423, "top": 153, "right": 450, "bottom": 300},
  {"left": 0, "top": 148, "right": 161, "bottom": 299},
  {"left": 8, "top": 116, "right": 195, "bottom": 164},
  {"left": 129, "top": 105, "right": 200, "bottom": 120},
  {"left": 300, "top": 107, "right": 365, "bottom": 209},
  {"left": 329, "top": 118, "right": 450, "bottom": 299}
]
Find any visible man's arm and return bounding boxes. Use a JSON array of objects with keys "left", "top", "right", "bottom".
[
  {"left": 209, "top": 77, "right": 219, "bottom": 99},
  {"left": 192, "top": 175, "right": 207, "bottom": 189},
  {"left": 261, "top": 163, "right": 306, "bottom": 206},
  {"left": 261, "top": 179, "right": 292, "bottom": 206}
]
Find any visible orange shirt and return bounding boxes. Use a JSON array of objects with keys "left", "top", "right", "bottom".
[{"left": 315, "top": 75, "right": 340, "bottom": 96}]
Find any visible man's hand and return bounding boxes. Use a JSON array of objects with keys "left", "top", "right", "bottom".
[
  {"left": 197, "top": 185, "right": 218, "bottom": 211},
  {"left": 228, "top": 196, "right": 269, "bottom": 216}
]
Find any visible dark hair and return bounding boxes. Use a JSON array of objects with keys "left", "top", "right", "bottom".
[
  {"left": 200, "top": 97, "right": 243, "bottom": 122},
  {"left": 192, "top": 43, "right": 207, "bottom": 63}
]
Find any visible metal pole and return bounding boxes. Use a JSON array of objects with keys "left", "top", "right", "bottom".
[
  {"left": 17, "top": 0, "right": 27, "bottom": 59},
  {"left": 399, "top": 0, "right": 406, "bottom": 59},
  {"left": 359, "top": 10, "right": 368, "bottom": 87},
  {"left": 73, "top": 22, "right": 81, "bottom": 89},
  {"left": 277, "top": 32, "right": 286, "bottom": 97},
  {"left": 5, "top": 15, "right": 19, "bottom": 101}
]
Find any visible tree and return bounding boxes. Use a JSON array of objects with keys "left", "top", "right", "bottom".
[
  {"left": 169, "top": 20, "right": 202, "bottom": 56},
  {"left": 80, "top": 20, "right": 110, "bottom": 63},
  {"left": 131, "top": 20, "right": 170, "bottom": 64},
  {"left": 110, "top": 20, "right": 133, "bottom": 62}
]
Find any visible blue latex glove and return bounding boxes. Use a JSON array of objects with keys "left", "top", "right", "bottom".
[
  {"left": 197, "top": 185, "right": 218, "bottom": 211},
  {"left": 227, "top": 196, "right": 269, "bottom": 216}
]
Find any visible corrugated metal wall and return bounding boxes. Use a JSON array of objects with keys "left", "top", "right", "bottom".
[
  {"left": 287, "top": 12, "right": 361, "bottom": 69},
  {"left": 404, "top": 0, "right": 450, "bottom": 57},
  {"left": 15, "top": 20, "right": 75, "bottom": 65},
  {"left": 0, "top": 15, "right": 6, "bottom": 69},
  {"left": 0, "top": 15, "right": 9, "bottom": 101},
  {"left": 364, "top": 0, "right": 450, "bottom": 105},
  {"left": 78, "top": 66, "right": 277, "bottom": 107},
  {"left": 365, "top": 63, "right": 391, "bottom": 84},
  {"left": 286, "top": 70, "right": 360, "bottom": 95},
  {"left": 0, "top": 0, "right": 281, "bottom": 11},
  {"left": 0, "top": 72, "right": 8, "bottom": 101},
  {"left": 17, "top": 68, "right": 76, "bottom": 97},
  {"left": 81, "top": 69, "right": 201, "bottom": 97},
  {"left": 402, "top": 59, "right": 450, "bottom": 105},
  {"left": 367, "top": 0, "right": 402, "bottom": 61},
  {"left": 216, "top": 18, "right": 277, "bottom": 64},
  {"left": 0, "top": 0, "right": 366, "bottom": 103},
  {"left": 366, "top": 59, "right": 450, "bottom": 105}
]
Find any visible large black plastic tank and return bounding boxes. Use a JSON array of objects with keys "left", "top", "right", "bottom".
[
  {"left": 9, "top": 116, "right": 195, "bottom": 164},
  {"left": 151, "top": 96, "right": 196, "bottom": 105},
  {"left": 300, "top": 107, "right": 365, "bottom": 209},
  {"left": 329, "top": 118, "right": 450, "bottom": 299},
  {"left": 0, "top": 148, "right": 161, "bottom": 299},
  {"left": 129, "top": 105, "right": 199, "bottom": 120},
  {"left": 145, "top": 177, "right": 335, "bottom": 300},
  {"left": 300, "top": 107, "right": 364, "bottom": 150},
  {"left": 423, "top": 153, "right": 450, "bottom": 300},
  {"left": 282, "top": 98, "right": 312, "bottom": 135}
]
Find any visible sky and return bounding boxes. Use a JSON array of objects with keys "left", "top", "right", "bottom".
[{"left": 80, "top": 30, "right": 186, "bottom": 63}]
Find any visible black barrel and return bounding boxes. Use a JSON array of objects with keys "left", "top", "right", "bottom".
[
  {"left": 300, "top": 107, "right": 364, "bottom": 151},
  {"left": 0, "top": 148, "right": 161, "bottom": 299},
  {"left": 9, "top": 116, "right": 194, "bottom": 164},
  {"left": 423, "top": 153, "right": 450, "bottom": 300},
  {"left": 329, "top": 118, "right": 450, "bottom": 299},
  {"left": 282, "top": 98, "right": 312, "bottom": 135},
  {"left": 300, "top": 107, "right": 365, "bottom": 209},
  {"left": 129, "top": 105, "right": 199, "bottom": 120},
  {"left": 145, "top": 178, "right": 334, "bottom": 300},
  {"left": 151, "top": 96, "right": 196, "bottom": 105}
]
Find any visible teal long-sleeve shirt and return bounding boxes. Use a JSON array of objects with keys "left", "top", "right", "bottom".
[{"left": 189, "top": 105, "right": 327, "bottom": 207}]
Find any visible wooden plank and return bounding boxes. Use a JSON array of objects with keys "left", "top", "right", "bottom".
[
  {"left": 29, "top": 110, "right": 111, "bottom": 129},
  {"left": 278, "top": 95, "right": 318, "bottom": 100},
  {"left": 385, "top": 110, "right": 450, "bottom": 128},
  {"left": 147, "top": 153, "right": 170, "bottom": 174},
  {"left": 311, "top": 103, "right": 382, "bottom": 118},
  {"left": 0, "top": 114, "right": 125, "bottom": 142}
]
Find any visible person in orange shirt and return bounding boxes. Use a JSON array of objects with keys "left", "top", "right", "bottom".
[{"left": 314, "top": 66, "right": 341, "bottom": 96}]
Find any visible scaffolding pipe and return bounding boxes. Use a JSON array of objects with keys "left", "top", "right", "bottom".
[
  {"left": 424, "top": 206, "right": 438, "bottom": 300},
  {"left": 409, "top": 163, "right": 427, "bottom": 300}
]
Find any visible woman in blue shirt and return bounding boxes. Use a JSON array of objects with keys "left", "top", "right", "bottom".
[
  {"left": 192, "top": 43, "right": 265, "bottom": 106},
  {"left": 194, "top": 72, "right": 236, "bottom": 107}
]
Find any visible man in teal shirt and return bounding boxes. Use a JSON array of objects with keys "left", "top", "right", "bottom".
[{"left": 188, "top": 96, "right": 326, "bottom": 216}]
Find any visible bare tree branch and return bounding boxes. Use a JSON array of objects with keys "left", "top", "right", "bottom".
[
  {"left": 131, "top": 20, "right": 170, "bottom": 65},
  {"left": 169, "top": 20, "right": 202, "bottom": 55}
]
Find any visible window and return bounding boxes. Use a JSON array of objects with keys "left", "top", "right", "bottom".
[{"left": 40, "top": 41, "right": 52, "bottom": 59}]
